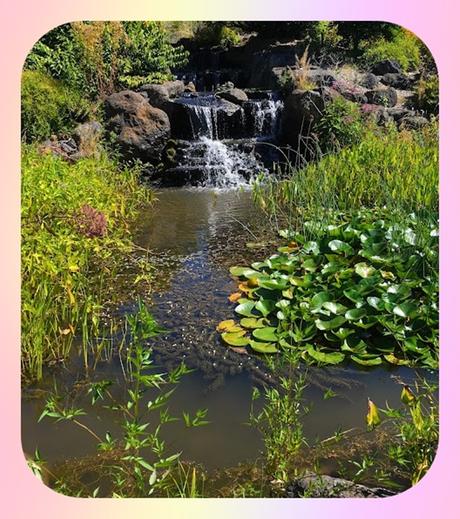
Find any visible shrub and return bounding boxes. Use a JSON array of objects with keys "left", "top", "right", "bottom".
[
  {"left": 25, "top": 22, "right": 189, "bottom": 98},
  {"left": 315, "top": 97, "right": 366, "bottom": 153},
  {"left": 21, "top": 70, "right": 89, "bottom": 142},
  {"left": 193, "top": 23, "right": 242, "bottom": 48},
  {"left": 413, "top": 75, "right": 439, "bottom": 115},
  {"left": 360, "top": 29, "right": 421, "bottom": 71}
]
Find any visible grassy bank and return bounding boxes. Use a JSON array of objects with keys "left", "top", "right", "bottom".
[{"left": 21, "top": 146, "right": 151, "bottom": 381}]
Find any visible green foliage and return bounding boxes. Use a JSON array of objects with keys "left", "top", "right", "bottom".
[
  {"left": 193, "top": 23, "right": 242, "bottom": 48},
  {"left": 414, "top": 75, "right": 439, "bottom": 115},
  {"left": 360, "top": 29, "right": 421, "bottom": 71},
  {"left": 25, "top": 22, "right": 189, "bottom": 99},
  {"left": 316, "top": 97, "right": 366, "bottom": 153},
  {"left": 21, "top": 146, "right": 150, "bottom": 381},
  {"left": 221, "top": 211, "right": 438, "bottom": 368},
  {"left": 357, "top": 379, "right": 438, "bottom": 487},
  {"left": 21, "top": 70, "right": 89, "bottom": 142},
  {"left": 249, "top": 350, "right": 309, "bottom": 483},
  {"left": 256, "top": 123, "right": 438, "bottom": 220},
  {"left": 37, "top": 303, "right": 207, "bottom": 497}
]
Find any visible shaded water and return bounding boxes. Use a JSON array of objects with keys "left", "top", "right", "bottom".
[{"left": 22, "top": 188, "right": 436, "bottom": 474}]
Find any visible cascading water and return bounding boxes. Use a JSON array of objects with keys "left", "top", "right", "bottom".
[{"left": 168, "top": 92, "right": 283, "bottom": 188}]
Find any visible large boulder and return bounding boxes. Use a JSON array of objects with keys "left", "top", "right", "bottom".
[
  {"left": 105, "top": 90, "right": 170, "bottom": 162},
  {"left": 139, "top": 80, "right": 185, "bottom": 109},
  {"left": 280, "top": 89, "right": 326, "bottom": 146},
  {"left": 370, "top": 60, "right": 403, "bottom": 75},
  {"left": 286, "top": 472, "right": 395, "bottom": 498},
  {"left": 217, "top": 88, "right": 248, "bottom": 105},
  {"left": 360, "top": 73, "right": 380, "bottom": 89},
  {"left": 365, "top": 87, "right": 398, "bottom": 107},
  {"left": 381, "top": 73, "right": 412, "bottom": 90}
]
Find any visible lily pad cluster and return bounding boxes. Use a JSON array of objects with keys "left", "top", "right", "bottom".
[{"left": 218, "top": 212, "right": 438, "bottom": 368}]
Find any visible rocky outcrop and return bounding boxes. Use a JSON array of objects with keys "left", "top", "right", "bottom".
[
  {"left": 399, "top": 115, "right": 429, "bottom": 130},
  {"left": 105, "top": 90, "right": 170, "bottom": 162},
  {"left": 381, "top": 73, "right": 412, "bottom": 90},
  {"left": 285, "top": 472, "right": 396, "bottom": 498},
  {"left": 370, "top": 59, "right": 402, "bottom": 75},
  {"left": 365, "top": 87, "right": 398, "bottom": 107}
]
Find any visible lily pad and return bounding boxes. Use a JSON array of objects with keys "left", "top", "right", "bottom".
[
  {"left": 305, "top": 344, "right": 345, "bottom": 365},
  {"left": 315, "top": 316, "right": 347, "bottom": 330},
  {"left": 240, "top": 317, "right": 267, "bottom": 329},
  {"left": 235, "top": 301, "right": 256, "bottom": 317},
  {"left": 221, "top": 332, "right": 249, "bottom": 347},
  {"left": 253, "top": 327, "right": 278, "bottom": 342},
  {"left": 249, "top": 340, "right": 278, "bottom": 354},
  {"left": 216, "top": 320, "right": 243, "bottom": 333}
]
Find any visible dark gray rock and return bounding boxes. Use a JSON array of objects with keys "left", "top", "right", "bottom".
[
  {"left": 105, "top": 90, "right": 170, "bottom": 161},
  {"left": 399, "top": 115, "right": 429, "bottom": 130},
  {"left": 387, "top": 107, "right": 416, "bottom": 122},
  {"left": 280, "top": 89, "right": 326, "bottom": 146},
  {"left": 370, "top": 60, "right": 403, "bottom": 75},
  {"left": 286, "top": 472, "right": 396, "bottom": 498},
  {"left": 139, "top": 84, "right": 170, "bottom": 108},
  {"left": 217, "top": 88, "right": 249, "bottom": 105},
  {"left": 360, "top": 73, "right": 379, "bottom": 89},
  {"left": 365, "top": 87, "right": 398, "bottom": 107},
  {"left": 381, "top": 73, "right": 412, "bottom": 90}
]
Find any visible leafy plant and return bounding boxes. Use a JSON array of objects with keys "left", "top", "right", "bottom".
[
  {"left": 315, "top": 97, "right": 366, "bottom": 154},
  {"left": 21, "top": 145, "right": 150, "bottom": 381},
  {"left": 219, "top": 211, "right": 438, "bottom": 368},
  {"left": 413, "top": 75, "right": 439, "bottom": 115},
  {"left": 360, "top": 28, "right": 421, "bottom": 72},
  {"left": 248, "top": 350, "right": 309, "bottom": 484},
  {"left": 21, "top": 70, "right": 89, "bottom": 142},
  {"left": 37, "top": 303, "right": 207, "bottom": 497}
]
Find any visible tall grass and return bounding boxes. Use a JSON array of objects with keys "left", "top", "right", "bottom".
[
  {"left": 254, "top": 122, "right": 438, "bottom": 238},
  {"left": 21, "top": 146, "right": 150, "bottom": 381}
]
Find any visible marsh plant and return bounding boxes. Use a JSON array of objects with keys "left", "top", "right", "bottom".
[
  {"left": 358, "top": 378, "right": 438, "bottom": 488},
  {"left": 248, "top": 349, "right": 309, "bottom": 488},
  {"left": 36, "top": 303, "right": 208, "bottom": 497}
]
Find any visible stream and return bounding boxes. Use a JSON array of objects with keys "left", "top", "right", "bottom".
[{"left": 22, "top": 188, "right": 436, "bottom": 474}]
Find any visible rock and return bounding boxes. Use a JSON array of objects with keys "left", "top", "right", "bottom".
[
  {"left": 162, "top": 80, "right": 185, "bottom": 98},
  {"left": 280, "top": 89, "right": 326, "bottom": 146},
  {"left": 38, "top": 136, "right": 78, "bottom": 161},
  {"left": 72, "top": 121, "right": 103, "bottom": 158},
  {"left": 365, "top": 87, "right": 398, "bottom": 107},
  {"left": 360, "top": 73, "right": 379, "bottom": 89},
  {"left": 139, "top": 84, "right": 170, "bottom": 108},
  {"left": 386, "top": 107, "right": 416, "bottom": 122},
  {"left": 381, "top": 73, "right": 412, "bottom": 90},
  {"left": 399, "top": 115, "right": 429, "bottom": 130},
  {"left": 217, "top": 88, "right": 249, "bottom": 105},
  {"left": 286, "top": 472, "right": 396, "bottom": 498},
  {"left": 184, "top": 81, "right": 196, "bottom": 93},
  {"left": 308, "top": 68, "right": 336, "bottom": 87},
  {"left": 370, "top": 59, "right": 403, "bottom": 75},
  {"left": 361, "top": 104, "right": 390, "bottom": 125},
  {"left": 105, "top": 90, "right": 170, "bottom": 161}
]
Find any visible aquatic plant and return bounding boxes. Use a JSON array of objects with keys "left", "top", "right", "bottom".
[
  {"left": 36, "top": 303, "right": 208, "bottom": 497},
  {"left": 248, "top": 349, "right": 309, "bottom": 486},
  {"left": 219, "top": 211, "right": 438, "bottom": 368}
]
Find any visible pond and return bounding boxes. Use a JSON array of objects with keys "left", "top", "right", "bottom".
[{"left": 22, "top": 187, "right": 437, "bottom": 476}]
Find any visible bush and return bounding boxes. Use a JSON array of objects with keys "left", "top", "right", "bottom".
[
  {"left": 25, "top": 22, "right": 189, "bottom": 98},
  {"left": 315, "top": 97, "right": 366, "bottom": 154},
  {"left": 360, "top": 29, "right": 421, "bottom": 71},
  {"left": 21, "top": 145, "right": 150, "bottom": 381},
  {"left": 193, "top": 23, "right": 242, "bottom": 48},
  {"left": 21, "top": 70, "right": 89, "bottom": 142},
  {"left": 413, "top": 75, "right": 439, "bottom": 115}
]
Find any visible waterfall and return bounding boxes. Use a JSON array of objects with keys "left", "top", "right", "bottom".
[
  {"left": 187, "top": 105, "right": 218, "bottom": 140},
  {"left": 167, "top": 92, "right": 284, "bottom": 188},
  {"left": 252, "top": 99, "right": 284, "bottom": 138},
  {"left": 200, "top": 137, "right": 261, "bottom": 188}
]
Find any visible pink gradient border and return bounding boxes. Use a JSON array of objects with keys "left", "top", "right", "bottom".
[{"left": 1, "top": 1, "right": 458, "bottom": 517}]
